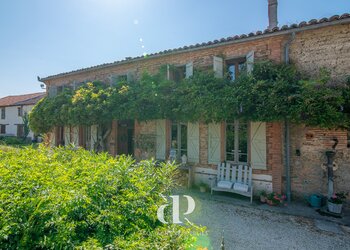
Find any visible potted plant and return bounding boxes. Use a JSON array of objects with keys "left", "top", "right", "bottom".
[
  {"left": 259, "top": 190, "right": 267, "bottom": 203},
  {"left": 328, "top": 192, "right": 347, "bottom": 214},
  {"left": 199, "top": 182, "right": 208, "bottom": 193},
  {"left": 266, "top": 192, "right": 286, "bottom": 206}
]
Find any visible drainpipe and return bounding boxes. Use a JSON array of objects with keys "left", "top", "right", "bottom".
[{"left": 284, "top": 32, "right": 295, "bottom": 203}]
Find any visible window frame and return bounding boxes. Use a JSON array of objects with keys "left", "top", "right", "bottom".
[
  {"left": 225, "top": 120, "right": 248, "bottom": 164},
  {"left": 1, "top": 108, "right": 5, "bottom": 119},
  {"left": 225, "top": 57, "right": 246, "bottom": 81},
  {"left": 17, "top": 106, "right": 23, "bottom": 117},
  {"left": 0, "top": 124, "right": 6, "bottom": 134},
  {"left": 170, "top": 121, "right": 188, "bottom": 161}
]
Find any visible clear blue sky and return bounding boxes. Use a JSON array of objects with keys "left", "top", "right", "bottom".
[{"left": 0, "top": 0, "right": 349, "bottom": 98}]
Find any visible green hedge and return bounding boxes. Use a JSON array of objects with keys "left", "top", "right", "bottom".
[{"left": 0, "top": 146, "right": 201, "bottom": 249}]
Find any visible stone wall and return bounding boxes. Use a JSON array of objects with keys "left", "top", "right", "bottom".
[{"left": 290, "top": 23, "right": 350, "bottom": 82}]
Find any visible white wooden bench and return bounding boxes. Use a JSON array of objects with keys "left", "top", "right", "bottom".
[{"left": 211, "top": 162, "right": 253, "bottom": 203}]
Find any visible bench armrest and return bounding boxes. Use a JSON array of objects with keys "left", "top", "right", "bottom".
[{"left": 209, "top": 176, "right": 217, "bottom": 188}]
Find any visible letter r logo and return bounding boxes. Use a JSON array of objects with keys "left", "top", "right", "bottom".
[{"left": 157, "top": 195, "right": 196, "bottom": 224}]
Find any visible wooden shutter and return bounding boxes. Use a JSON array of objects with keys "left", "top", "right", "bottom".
[
  {"left": 187, "top": 122, "right": 199, "bottom": 163},
  {"left": 72, "top": 126, "right": 79, "bottom": 146},
  {"left": 167, "top": 65, "right": 171, "bottom": 80},
  {"left": 127, "top": 71, "right": 135, "bottom": 82},
  {"left": 156, "top": 119, "right": 166, "bottom": 160},
  {"left": 185, "top": 62, "right": 193, "bottom": 78},
  {"left": 48, "top": 86, "right": 57, "bottom": 98},
  {"left": 208, "top": 123, "right": 221, "bottom": 164},
  {"left": 91, "top": 125, "right": 98, "bottom": 150},
  {"left": 50, "top": 130, "right": 56, "bottom": 147},
  {"left": 250, "top": 122, "right": 267, "bottom": 169},
  {"left": 246, "top": 51, "right": 255, "bottom": 73},
  {"left": 64, "top": 126, "right": 71, "bottom": 145},
  {"left": 213, "top": 56, "right": 224, "bottom": 78}
]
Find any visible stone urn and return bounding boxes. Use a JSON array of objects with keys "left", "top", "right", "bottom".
[{"left": 327, "top": 201, "right": 343, "bottom": 214}]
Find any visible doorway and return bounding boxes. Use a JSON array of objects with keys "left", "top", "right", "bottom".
[{"left": 117, "top": 120, "right": 134, "bottom": 155}]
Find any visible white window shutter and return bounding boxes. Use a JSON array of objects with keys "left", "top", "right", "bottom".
[
  {"left": 72, "top": 126, "right": 79, "bottom": 146},
  {"left": 250, "top": 122, "right": 267, "bottom": 169},
  {"left": 185, "top": 62, "right": 193, "bottom": 78},
  {"left": 64, "top": 126, "right": 71, "bottom": 145},
  {"left": 187, "top": 122, "right": 199, "bottom": 163},
  {"left": 213, "top": 56, "right": 224, "bottom": 78},
  {"left": 208, "top": 123, "right": 221, "bottom": 164},
  {"left": 246, "top": 51, "right": 255, "bottom": 73},
  {"left": 91, "top": 125, "right": 98, "bottom": 150},
  {"left": 50, "top": 130, "right": 56, "bottom": 147},
  {"left": 167, "top": 65, "right": 171, "bottom": 80},
  {"left": 156, "top": 119, "right": 166, "bottom": 160}
]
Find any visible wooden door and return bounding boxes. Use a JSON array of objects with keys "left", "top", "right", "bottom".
[{"left": 117, "top": 124, "right": 129, "bottom": 155}]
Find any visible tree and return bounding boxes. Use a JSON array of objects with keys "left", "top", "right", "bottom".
[{"left": 22, "top": 112, "right": 30, "bottom": 141}]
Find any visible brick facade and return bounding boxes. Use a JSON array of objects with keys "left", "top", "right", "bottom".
[{"left": 288, "top": 125, "right": 350, "bottom": 199}]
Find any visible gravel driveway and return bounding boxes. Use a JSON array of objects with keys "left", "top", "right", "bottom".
[{"left": 183, "top": 193, "right": 350, "bottom": 250}]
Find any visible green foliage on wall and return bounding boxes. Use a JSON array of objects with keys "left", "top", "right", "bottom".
[
  {"left": 0, "top": 146, "right": 202, "bottom": 249},
  {"left": 29, "top": 61, "right": 350, "bottom": 134}
]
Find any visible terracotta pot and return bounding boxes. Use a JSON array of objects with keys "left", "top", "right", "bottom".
[
  {"left": 266, "top": 199, "right": 275, "bottom": 206},
  {"left": 260, "top": 195, "right": 267, "bottom": 203}
]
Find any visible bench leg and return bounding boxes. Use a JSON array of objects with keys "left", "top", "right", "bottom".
[{"left": 250, "top": 186, "right": 254, "bottom": 203}]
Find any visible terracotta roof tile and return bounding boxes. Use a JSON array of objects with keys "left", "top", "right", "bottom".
[
  {"left": 40, "top": 13, "right": 350, "bottom": 81},
  {"left": 0, "top": 93, "right": 46, "bottom": 107}
]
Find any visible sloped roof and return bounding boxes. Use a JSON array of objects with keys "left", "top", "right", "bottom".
[
  {"left": 0, "top": 92, "right": 46, "bottom": 107},
  {"left": 40, "top": 13, "right": 350, "bottom": 81}
]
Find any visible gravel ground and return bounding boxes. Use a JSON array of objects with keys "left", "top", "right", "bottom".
[{"left": 183, "top": 194, "right": 350, "bottom": 250}]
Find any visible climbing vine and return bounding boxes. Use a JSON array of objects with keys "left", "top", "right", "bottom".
[{"left": 29, "top": 61, "right": 350, "bottom": 135}]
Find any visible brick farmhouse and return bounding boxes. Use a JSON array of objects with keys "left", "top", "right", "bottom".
[{"left": 39, "top": 12, "right": 350, "bottom": 200}]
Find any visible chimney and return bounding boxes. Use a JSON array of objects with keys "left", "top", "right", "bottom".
[{"left": 268, "top": 0, "right": 278, "bottom": 29}]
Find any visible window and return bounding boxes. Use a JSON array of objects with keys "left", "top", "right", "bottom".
[
  {"left": 173, "top": 65, "right": 186, "bottom": 83},
  {"left": 1, "top": 108, "right": 5, "bottom": 119},
  {"left": 57, "top": 86, "right": 64, "bottom": 94},
  {"left": 226, "top": 58, "right": 246, "bottom": 81},
  {"left": 111, "top": 75, "right": 127, "bottom": 85},
  {"left": 226, "top": 120, "right": 248, "bottom": 163},
  {"left": 17, "top": 107, "right": 23, "bottom": 117},
  {"left": 17, "top": 124, "right": 24, "bottom": 137},
  {"left": 0, "top": 124, "right": 6, "bottom": 134},
  {"left": 170, "top": 122, "right": 187, "bottom": 160}
]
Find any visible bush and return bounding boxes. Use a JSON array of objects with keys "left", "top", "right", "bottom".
[
  {"left": 0, "top": 136, "right": 27, "bottom": 146},
  {"left": 0, "top": 146, "right": 201, "bottom": 249}
]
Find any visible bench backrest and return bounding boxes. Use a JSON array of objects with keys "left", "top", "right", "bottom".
[{"left": 217, "top": 162, "right": 252, "bottom": 186}]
